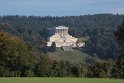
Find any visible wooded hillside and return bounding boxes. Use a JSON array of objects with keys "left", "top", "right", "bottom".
[{"left": 0, "top": 14, "right": 123, "bottom": 59}]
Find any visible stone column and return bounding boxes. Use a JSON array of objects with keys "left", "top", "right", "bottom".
[
  {"left": 57, "top": 29, "right": 58, "bottom": 33},
  {"left": 61, "top": 29, "right": 62, "bottom": 33},
  {"left": 59, "top": 29, "right": 61, "bottom": 33},
  {"left": 58, "top": 29, "right": 60, "bottom": 33},
  {"left": 65, "top": 29, "right": 66, "bottom": 34},
  {"left": 66, "top": 29, "right": 68, "bottom": 34},
  {"left": 63, "top": 29, "right": 64, "bottom": 34}
]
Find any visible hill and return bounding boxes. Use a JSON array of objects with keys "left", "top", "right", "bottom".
[{"left": 48, "top": 48, "right": 92, "bottom": 63}]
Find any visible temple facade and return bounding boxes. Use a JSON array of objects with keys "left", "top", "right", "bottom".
[{"left": 47, "top": 26, "right": 78, "bottom": 47}]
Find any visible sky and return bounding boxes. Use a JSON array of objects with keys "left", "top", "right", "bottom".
[{"left": 0, "top": 0, "right": 124, "bottom": 16}]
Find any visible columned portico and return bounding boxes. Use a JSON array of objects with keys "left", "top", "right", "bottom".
[{"left": 55, "top": 26, "right": 68, "bottom": 35}]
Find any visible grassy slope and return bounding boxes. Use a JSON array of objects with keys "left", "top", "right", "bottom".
[
  {"left": 48, "top": 48, "right": 92, "bottom": 63},
  {"left": 0, "top": 78, "right": 123, "bottom": 83}
]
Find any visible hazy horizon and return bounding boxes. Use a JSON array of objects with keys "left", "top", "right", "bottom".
[{"left": 0, "top": 0, "right": 124, "bottom": 16}]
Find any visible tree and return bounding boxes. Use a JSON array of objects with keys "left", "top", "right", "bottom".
[
  {"left": 0, "top": 32, "right": 34, "bottom": 77},
  {"left": 49, "top": 42, "right": 56, "bottom": 52},
  {"left": 111, "top": 22, "right": 124, "bottom": 78},
  {"left": 34, "top": 55, "right": 52, "bottom": 77}
]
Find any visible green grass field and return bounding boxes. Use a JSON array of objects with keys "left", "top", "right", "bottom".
[
  {"left": 0, "top": 78, "right": 123, "bottom": 83},
  {"left": 48, "top": 48, "right": 92, "bottom": 62}
]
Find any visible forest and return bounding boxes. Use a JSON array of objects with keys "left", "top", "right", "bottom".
[{"left": 0, "top": 14, "right": 124, "bottom": 78}]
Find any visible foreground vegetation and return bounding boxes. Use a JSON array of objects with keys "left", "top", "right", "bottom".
[{"left": 0, "top": 78, "right": 124, "bottom": 83}]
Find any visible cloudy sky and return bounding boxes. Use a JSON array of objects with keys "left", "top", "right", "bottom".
[{"left": 0, "top": 0, "right": 124, "bottom": 16}]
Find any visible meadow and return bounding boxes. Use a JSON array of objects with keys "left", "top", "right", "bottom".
[
  {"left": 0, "top": 78, "right": 124, "bottom": 83},
  {"left": 48, "top": 47, "right": 91, "bottom": 63}
]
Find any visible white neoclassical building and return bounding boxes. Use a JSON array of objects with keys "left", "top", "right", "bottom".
[{"left": 47, "top": 26, "right": 78, "bottom": 47}]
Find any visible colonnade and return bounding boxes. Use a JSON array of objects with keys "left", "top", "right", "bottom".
[{"left": 56, "top": 29, "right": 68, "bottom": 34}]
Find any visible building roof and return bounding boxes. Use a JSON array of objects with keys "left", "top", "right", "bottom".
[{"left": 55, "top": 25, "right": 68, "bottom": 29}]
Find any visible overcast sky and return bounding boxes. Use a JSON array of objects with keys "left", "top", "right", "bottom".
[{"left": 0, "top": 0, "right": 124, "bottom": 16}]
